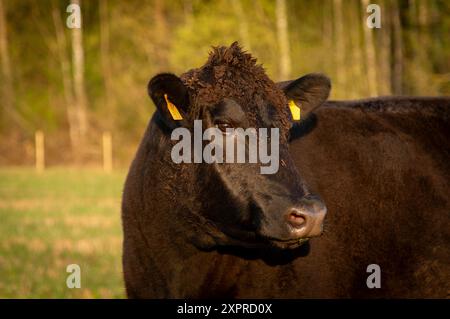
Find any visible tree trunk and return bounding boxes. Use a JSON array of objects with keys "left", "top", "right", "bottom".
[
  {"left": 408, "top": 0, "right": 432, "bottom": 94},
  {"left": 333, "top": 0, "right": 346, "bottom": 98},
  {"left": 391, "top": 0, "right": 403, "bottom": 95},
  {"left": 417, "top": 0, "right": 428, "bottom": 27},
  {"left": 378, "top": 0, "right": 391, "bottom": 95},
  {"left": 0, "top": 0, "right": 25, "bottom": 130},
  {"left": 153, "top": 0, "right": 169, "bottom": 71},
  {"left": 100, "top": 0, "right": 112, "bottom": 128},
  {"left": 322, "top": 0, "right": 332, "bottom": 68},
  {"left": 231, "top": 0, "right": 252, "bottom": 51},
  {"left": 275, "top": 0, "right": 291, "bottom": 81},
  {"left": 71, "top": 0, "right": 88, "bottom": 149},
  {"left": 52, "top": 1, "right": 77, "bottom": 150},
  {"left": 361, "top": 0, "right": 378, "bottom": 97},
  {"left": 346, "top": 0, "right": 364, "bottom": 98}
]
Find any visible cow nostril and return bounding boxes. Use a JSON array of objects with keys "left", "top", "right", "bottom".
[{"left": 287, "top": 210, "right": 307, "bottom": 228}]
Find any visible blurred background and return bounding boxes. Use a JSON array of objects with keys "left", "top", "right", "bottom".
[{"left": 0, "top": 0, "right": 448, "bottom": 298}]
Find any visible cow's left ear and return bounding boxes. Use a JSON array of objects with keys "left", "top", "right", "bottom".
[
  {"left": 278, "top": 73, "right": 331, "bottom": 121},
  {"left": 148, "top": 73, "right": 190, "bottom": 129}
]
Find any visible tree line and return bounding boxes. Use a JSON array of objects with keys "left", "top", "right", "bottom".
[{"left": 0, "top": 0, "right": 448, "bottom": 166}]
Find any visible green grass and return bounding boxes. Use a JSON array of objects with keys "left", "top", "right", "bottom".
[{"left": 0, "top": 168, "right": 126, "bottom": 298}]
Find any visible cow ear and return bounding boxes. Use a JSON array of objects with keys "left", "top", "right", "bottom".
[
  {"left": 148, "top": 73, "right": 190, "bottom": 129},
  {"left": 278, "top": 73, "right": 331, "bottom": 121}
]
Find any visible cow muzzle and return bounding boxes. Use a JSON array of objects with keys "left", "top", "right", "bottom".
[{"left": 284, "top": 196, "right": 327, "bottom": 239}]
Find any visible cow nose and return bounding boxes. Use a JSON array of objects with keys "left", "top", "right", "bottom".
[{"left": 285, "top": 199, "right": 327, "bottom": 238}]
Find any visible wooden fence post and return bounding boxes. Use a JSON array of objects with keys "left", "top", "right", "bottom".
[
  {"left": 102, "top": 131, "right": 112, "bottom": 172},
  {"left": 35, "top": 130, "right": 45, "bottom": 172}
]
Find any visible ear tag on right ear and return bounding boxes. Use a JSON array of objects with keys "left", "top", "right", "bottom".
[
  {"left": 164, "top": 94, "right": 183, "bottom": 120},
  {"left": 289, "top": 100, "right": 301, "bottom": 121}
]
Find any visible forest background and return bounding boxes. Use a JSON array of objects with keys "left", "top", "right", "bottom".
[{"left": 0, "top": 0, "right": 448, "bottom": 167}]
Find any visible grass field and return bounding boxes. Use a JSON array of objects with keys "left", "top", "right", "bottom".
[{"left": 0, "top": 168, "right": 126, "bottom": 298}]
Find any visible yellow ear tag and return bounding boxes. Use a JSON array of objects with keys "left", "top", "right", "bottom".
[
  {"left": 164, "top": 94, "right": 183, "bottom": 120},
  {"left": 289, "top": 100, "right": 301, "bottom": 121}
]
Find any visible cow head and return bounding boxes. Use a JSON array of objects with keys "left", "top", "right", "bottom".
[{"left": 147, "top": 42, "right": 330, "bottom": 250}]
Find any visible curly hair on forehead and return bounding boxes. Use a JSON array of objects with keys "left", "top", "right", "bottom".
[{"left": 180, "top": 42, "right": 291, "bottom": 134}]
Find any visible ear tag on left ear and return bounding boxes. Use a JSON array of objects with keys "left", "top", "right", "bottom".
[
  {"left": 164, "top": 94, "right": 183, "bottom": 120},
  {"left": 289, "top": 100, "right": 301, "bottom": 121}
]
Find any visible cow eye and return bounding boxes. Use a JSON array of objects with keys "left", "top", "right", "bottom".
[{"left": 214, "top": 120, "right": 233, "bottom": 133}]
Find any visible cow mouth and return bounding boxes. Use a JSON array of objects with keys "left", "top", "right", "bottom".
[
  {"left": 211, "top": 225, "right": 310, "bottom": 250},
  {"left": 265, "top": 236, "right": 310, "bottom": 249}
]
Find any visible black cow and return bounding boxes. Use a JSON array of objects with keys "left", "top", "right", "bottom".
[
  {"left": 288, "top": 96, "right": 450, "bottom": 297},
  {"left": 122, "top": 42, "right": 449, "bottom": 298}
]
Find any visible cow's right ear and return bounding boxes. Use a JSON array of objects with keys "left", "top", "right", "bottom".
[{"left": 148, "top": 73, "right": 190, "bottom": 129}]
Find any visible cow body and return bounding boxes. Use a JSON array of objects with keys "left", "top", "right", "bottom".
[
  {"left": 122, "top": 43, "right": 449, "bottom": 298},
  {"left": 289, "top": 97, "right": 450, "bottom": 298}
]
